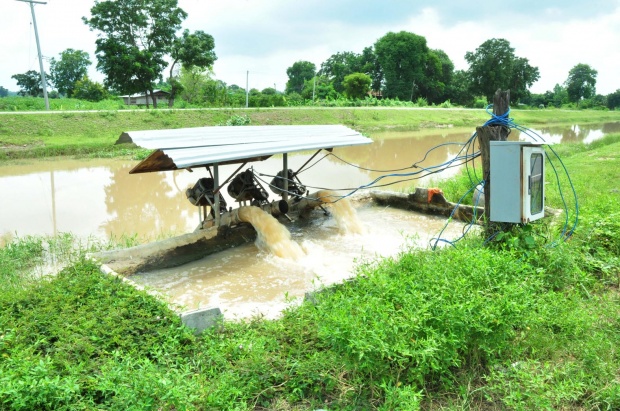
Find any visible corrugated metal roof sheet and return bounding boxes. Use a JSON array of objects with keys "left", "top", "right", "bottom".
[{"left": 116, "top": 125, "right": 372, "bottom": 173}]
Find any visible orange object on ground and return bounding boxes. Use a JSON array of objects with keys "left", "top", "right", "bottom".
[{"left": 427, "top": 187, "right": 443, "bottom": 203}]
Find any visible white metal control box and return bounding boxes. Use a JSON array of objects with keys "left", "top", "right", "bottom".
[{"left": 490, "top": 141, "right": 545, "bottom": 223}]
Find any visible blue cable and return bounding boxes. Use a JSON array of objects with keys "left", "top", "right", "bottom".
[
  {"left": 432, "top": 104, "right": 578, "bottom": 248},
  {"left": 251, "top": 103, "right": 577, "bottom": 250},
  {"left": 430, "top": 180, "right": 484, "bottom": 250}
]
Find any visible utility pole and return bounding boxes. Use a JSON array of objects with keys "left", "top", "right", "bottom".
[
  {"left": 477, "top": 89, "right": 511, "bottom": 236},
  {"left": 17, "top": 0, "right": 49, "bottom": 110}
]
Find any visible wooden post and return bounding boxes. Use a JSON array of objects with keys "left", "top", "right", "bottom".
[{"left": 476, "top": 89, "right": 511, "bottom": 235}]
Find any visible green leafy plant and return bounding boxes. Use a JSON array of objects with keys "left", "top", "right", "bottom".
[{"left": 224, "top": 114, "right": 251, "bottom": 126}]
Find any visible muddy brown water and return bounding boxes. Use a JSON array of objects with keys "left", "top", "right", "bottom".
[
  {"left": 1, "top": 123, "right": 616, "bottom": 318},
  {"left": 132, "top": 203, "right": 466, "bottom": 319}
]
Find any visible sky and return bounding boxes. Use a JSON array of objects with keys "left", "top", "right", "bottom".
[{"left": 2, "top": 0, "right": 620, "bottom": 96}]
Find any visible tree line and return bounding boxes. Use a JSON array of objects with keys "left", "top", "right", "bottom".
[{"left": 4, "top": 0, "right": 620, "bottom": 110}]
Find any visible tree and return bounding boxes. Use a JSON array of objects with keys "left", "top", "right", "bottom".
[
  {"left": 73, "top": 76, "right": 109, "bottom": 102},
  {"left": 423, "top": 49, "right": 454, "bottom": 104},
  {"left": 342, "top": 72, "right": 372, "bottom": 99},
  {"left": 564, "top": 63, "right": 597, "bottom": 105},
  {"left": 607, "top": 89, "right": 620, "bottom": 110},
  {"left": 445, "top": 70, "right": 473, "bottom": 106},
  {"left": 49, "top": 49, "right": 91, "bottom": 97},
  {"left": 508, "top": 57, "right": 540, "bottom": 102},
  {"left": 300, "top": 76, "right": 336, "bottom": 100},
  {"left": 179, "top": 66, "right": 211, "bottom": 104},
  {"left": 167, "top": 29, "right": 217, "bottom": 107},
  {"left": 285, "top": 61, "right": 316, "bottom": 95},
  {"left": 11, "top": 70, "right": 49, "bottom": 97},
  {"left": 83, "top": 0, "right": 188, "bottom": 108},
  {"left": 465, "top": 38, "right": 540, "bottom": 103},
  {"left": 373, "top": 31, "right": 430, "bottom": 101},
  {"left": 359, "top": 46, "right": 382, "bottom": 92},
  {"left": 0, "top": 86, "right": 8, "bottom": 97},
  {"left": 551, "top": 84, "right": 569, "bottom": 108},
  {"left": 319, "top": 51, "right": 362, "bottom": 93},
  {"left": 202, "top": 79, "right": 228, "bottom": 106}
]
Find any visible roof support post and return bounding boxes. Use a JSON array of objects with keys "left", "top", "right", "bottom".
[
  {"left": 214, "top": 163, "right": 220, "bottom": 226},
  {"left": 283, "top": 153, "right": 288, "bottom": 202},
  {"left": 213, "top": 162, "right": 247, "bottom": 195}
]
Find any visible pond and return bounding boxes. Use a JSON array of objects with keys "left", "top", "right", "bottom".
[{"left": 3, "top": 122, "right": 615, "bottom": 242}]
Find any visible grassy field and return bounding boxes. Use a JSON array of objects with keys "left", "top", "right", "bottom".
[
  {"left": 0, "top": 108, "right": 619, "bottom": 410},
  {"left": 2, "top": 106, "right": 620, "bottom": 160}
]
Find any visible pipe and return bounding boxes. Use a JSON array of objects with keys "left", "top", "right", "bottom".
[
  {"left": 261, "top": 199, "right": 289, "bottom": 216},
  {"left": 288, "top": 190, "right": 335, "bottom": 214},
  {"left": 218, "top": 208, "right": 244, "bottom": 227}
]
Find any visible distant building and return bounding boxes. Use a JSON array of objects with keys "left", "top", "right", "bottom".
[
  {"left": 367, "top": 90, "right": 383, "bottom": 99},
  {"left": 121, "top": 90, "right": 170, "bottom": 106}
]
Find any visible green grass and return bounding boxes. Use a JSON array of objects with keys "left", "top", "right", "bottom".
[
  {"left": 1, "top": 232, "right": 618, "bottom": 409},
  {"left": 1, "top": 113, "right": 619, "bottom": 409},
  {"left": 0, "top": 235, "right": 45, "bottom": 291},
  {"left": 1, "top": 104, "right": 619, "bottom": 161}
]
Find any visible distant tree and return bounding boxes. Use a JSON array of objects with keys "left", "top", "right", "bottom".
[
  {"left": 551, "top": 84, "right": 569, "bottom": 107},
  {"left": 319, "top": 51, "right": 363, "bottom": 93},
  {"left": 73, "top": 76, "right": 109, "bottom": 101},
  {"left": 422, "top": 49, "right": 454, "bottom": 104},
  {"left": 465, "top": 38, "right": 539, "bottom": 103},
  {"left": 342, "top": 72, "right": 372, "bottom": 99},
  {"left": 11, "top": 70, "right": 49, "bottom": 97},
  {"left": 607, "top": 89, "right": 620, "bottom": 110},
  {"left": 83, "top": 0, "right": 188, "bottom": 108},
  {"left": 285, "top": 92, "right": 304, "bottom": 106},
  {"left": 587, "top": 94, "right": 606, "bottom": 109},
  {"left": 564, "top": 63, "right": 597, "bottom": 105},
  {"left": 249, "top": 88, "right": 285, "bottom": 107},
  {"left": 179, "top": 66, "right": 211, "bottom": 104},
  {"left": 524, "top": 90, "right": 558, "bottom": 108},
  {"left": 542, "top": 90, "right": 556, "bottom": 107},
  {"left": 523, "top": 93, "right": 546, "bottom": 108},
  {"left": 202, "top": 79, "right": 228, "bottom": 106},
  {"left": 226, "top": 84, "right": 248, "bottom": 107},
  {"left": 508, "top": 56, "right": 540, "bottom": 102},
  {"left": 374, "top": 31, "right": 430, "bottom": 101},
  {"left": 358, "top": 46, "right": 382, "bottom": 92},
  {"left": 167, "top": 29, "right": 217, "bottom": 107},
  {"left": 49, "top": 49, "right": 91, "bottom": 97},
  {"left": 301, "top": 76, "right": 336, "bottom": 100},
  {"left": 0, "top": 86, "right": 8, "bottom": 97},
  {"left": 285, "top": 61, "right": 316, "bottom": 94},
  {"left": 445, "top": 70, "right": 473, "bottom": 106}
]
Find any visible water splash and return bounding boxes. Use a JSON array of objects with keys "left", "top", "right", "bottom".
[
  {"left": 238, "top": 206, "right": 306, "bottom": 260},
  {"left": 330, "top": 198, "right": 365, "bottom": 235},
  {"left": 315, "top": 190, "right": 365, "bottom": 235}
]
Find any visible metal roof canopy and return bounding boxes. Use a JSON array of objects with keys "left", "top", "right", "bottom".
[{"left": 116, "top": 124, "right": 372, "bottom": 174}]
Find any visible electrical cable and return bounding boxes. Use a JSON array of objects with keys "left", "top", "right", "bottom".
[
  {"left": 255, "top": 151, "right": 479, "bottom": 202},
  {"left": 427, "top": 104, "right": 578, "bottom": 249},
  {"left": 246, "top": 103, "right": 578, "bottom": 250}
]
